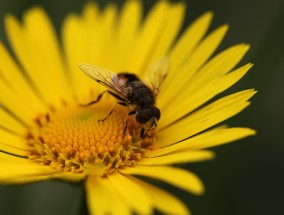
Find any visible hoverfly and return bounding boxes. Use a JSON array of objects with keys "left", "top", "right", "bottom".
[{"left": 79, "top": 58, "right": 169, "bottom": 136}]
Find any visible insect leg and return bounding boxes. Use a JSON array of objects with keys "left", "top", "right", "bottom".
[
  {"left": 108, "top": 91, "right": 128, "bottom": 103},
  {"left": 123, "top": 110, "right": 137, "bottom": 135},
  {"left": 99, "top": 103, "right": 117, "bottom": 122},
  {"left": 123, "top": 119, "right": 128, "bottom": 134},
  {"left": 128, "top": 110, "right": 137, "bottom": 116},
  {"left": 140, "top": 128, "right": 145, "bottom": 138},
  {"left": 99, "top": 101, "right": 129, "bottom": 123},
  {"left": 118, "top": 102, "right": 127, "bottom": 106},
  {"left": 80, "top": 91, "right": 108, "bottom": 107}
]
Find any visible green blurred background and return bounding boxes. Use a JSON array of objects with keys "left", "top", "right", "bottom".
[{"left": 0, "top": 0, "right": 283, "bottom": 214}]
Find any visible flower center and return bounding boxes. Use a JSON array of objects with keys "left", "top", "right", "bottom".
[{"left": 26, "top": 97, "right": 157, "bottom": 176}]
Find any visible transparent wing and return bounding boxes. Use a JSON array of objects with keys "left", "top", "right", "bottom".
[
  {"left": 79, "top": 64, "right": 128, "bottom": 100},
  {"left": 146, "top": 57, "right": 170, "bottom": 97}
]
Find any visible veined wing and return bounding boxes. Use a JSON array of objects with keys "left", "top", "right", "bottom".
[
  {"left": 146, "top": 57, "right": 170, "bottom": 97},
  {"left": 79, "top": 64, "right": 128, "bottom": 100}
]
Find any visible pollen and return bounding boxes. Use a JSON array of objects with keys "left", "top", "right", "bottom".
[{"left": 26, "top": 99, "right": 157, "bottom": 176}]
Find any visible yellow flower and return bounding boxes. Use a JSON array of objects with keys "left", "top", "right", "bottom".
[{"left": 0, "top": 1, "right": 256, "bottom": 215}]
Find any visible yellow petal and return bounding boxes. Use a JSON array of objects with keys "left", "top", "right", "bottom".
[
  {"left": 163, "top": 44, "right": 250, "bottom": 113},
  {"left": 0, "top": 128, "right": 30, "bottom": 150},
  {"left": 1, "top": 174, "right": 52, "bottom": 184},
  {"left": 0, "top": 149, "right": 27, "bottom": 162},
  {"left": 0, "top": 158, "right": 55, "bottom": 184},
  {"left": 150, "top": 127, "right": 256, "bottom": 157},
  {"left": 0, "top": 42, "right": 47, "bottom": 114},
  {"left": 148, "top": 2, "right": 186, "bottom": 63},
  {"left": 62, "top": 4, "right": 117, "bottom": 97},
  {"left": 81, "top": 2, "right": 101, "bottom": 64},
  {"left": 158, "top": 89, "right": 256, "bottom": 147},
  {"left": 126, "top": 1, "right": 170, "bottom": 73},
  {"left": 0, "top": 129, "right": 30, "bottom": 156},
  {"left": 0, "top": 77, "right": 35, "bottom": 126},
  {"left": 108, "top": 0, "right": 142, "bottom": 71},
  {"left": 93, "top": 4, "right": 118, "bottom": 69},
  {"left": 107, "top": 182, "right": 132, "bottom": 215},
  {"left": 55, "top": 172, "right": 85, "bottom": 183},
  {"left": 86, "top": 176, "right": 113, "bottom": 215},
  {"left": 92, "top": 177, "right": 132, "bottom": 215},
  {"left": 83, "top": 3, "right": 117, "bottom": 69},
  {"left": 108, "top": 173, "right": 152, "bottom": 214},
  {"left": 121, "top": 166, "right": 204, "bottom": 195},
  {"left": 132, "top": 176, "right": 190, "bottom": 215},
  {"left": 84, "top": 4, "right": 117, "bottom": 69},
  {"left": 0, "top": 107, "right": 27, "bottom": 134},
  {"left": 160, "top": 63, "right": 253, "bottom": 126},
  {"left": 5, "top": 8, "right": 71, "bottom": 107},
  {"left": 185, "top": 44, "right": 250, "bottom": 93},
  {"left": 23, "top": 8, "right": 71, "bottom": 103},
  {"left": 159, "top": 25, "right": 228, "bottom": 109},
  {"left": 182, "top": 127, "right": 256, "bottom": 150},
  {"left": 139, "top": 150, "right": 214, "bottom": 165},
  {"left": 62, "top": 14, "right": 94, "bottom": 97},
  {"left": 169, "top": 12, "right": 213, "bottom": 72},
  {"left": 102, "top": 179, "right": 132, "bottom": 215}
]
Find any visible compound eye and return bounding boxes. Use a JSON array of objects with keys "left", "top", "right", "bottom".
[
  {"left": 152, "top": 107, "right": 161, "bottom": 121},
  {"left": 136, "top": 109, "right": 152, "bottom": 125}
]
